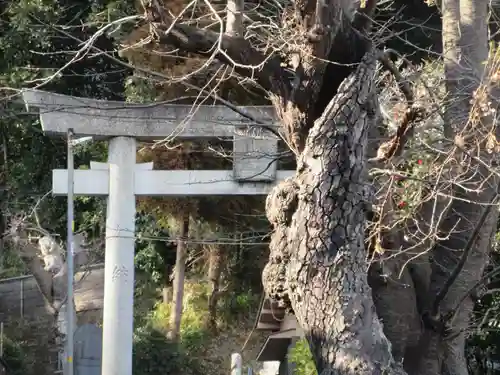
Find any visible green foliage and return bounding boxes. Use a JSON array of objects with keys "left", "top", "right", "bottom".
[
  {"left": 0, "top": 318, "right": 54, "bottom": 375},
  {"left": 1, "top": 111, "right": 67, "bottom": 236},
  {"left": 0, "top": 0, "right": 132, "bottom": 256},
  {"left": 133, "top": 280, "right": 262, "bottom": 375},
  {"left": 125, "top": 76, "right": 159, "bottom": 103},
  {"left": 148, "top": 282, "right": 210, "bottom": 351},
  {"left": 1, "top": 335, "right": 28, "bottom": 375},
  {"left": 219, "top": 290, "right": 260, "bottom": 322},
  {"left": 0, "top": 244, "right": 28, "bottom": 278},
  {"left": 0, "top": 2, "right": 267, "bottom": 375},
  {"left": 133, "top": 326, "right": 203, "bottom": 375},
  {"left": 73, "top": 140, "right": 107, "bottom": 244},
  {"left": 135, "top": 212, "right": 176, "bottom": 286},
  {"left": 288, "top": 338, "right": 317, "bottom": 375},
  {"left": 87, "top": 0, "right": 136, "bottom": 26}
]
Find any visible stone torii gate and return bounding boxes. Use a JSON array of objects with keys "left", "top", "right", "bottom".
[{"left": 22, "top": 89, "right": 294, "bottom": 375}]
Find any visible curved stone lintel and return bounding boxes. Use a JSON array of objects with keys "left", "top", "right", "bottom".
[{"left": 22, "top": 89, "right": 277, "bottom": 140}]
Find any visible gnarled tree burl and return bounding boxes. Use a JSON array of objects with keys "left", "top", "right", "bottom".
[{"left": 144, "top": 0, "right": 498, "bottom": 374}]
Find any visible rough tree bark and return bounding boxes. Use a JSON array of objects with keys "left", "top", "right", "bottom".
[
  {"left": 168, "top": 213, "right": 189, "bottom": 341},
  {"left": 147, "top": 0, "right": 404, "bottom": 372},
  {"left": 263, "top": 52, "right": 406, "bottom": 375},
  {"left": 145, "top": 0, "right": 497, "bottom": 373}
]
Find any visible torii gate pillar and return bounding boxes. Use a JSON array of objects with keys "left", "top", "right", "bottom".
[
  {"left": 22, "top": 89, "right": 294, "bottom": 375},
  {"left": 102, "top": 137, "right": 136, "bottom": 375}
]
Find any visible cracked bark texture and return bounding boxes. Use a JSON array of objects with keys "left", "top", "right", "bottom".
[
  {"left": 263, "top": 52, "right": 404, "bottom": 375},
  {"left": 150, "top": 0, "right": 497, "bottom": 373}
]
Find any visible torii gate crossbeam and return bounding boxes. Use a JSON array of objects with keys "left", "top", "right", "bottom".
[{"left": 22, "top": 89, "right": 294, "bottom": 375}]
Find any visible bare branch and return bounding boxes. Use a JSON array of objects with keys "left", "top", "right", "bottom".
[
  {"left": 431, "top": 189, "right": 500, "bottom": 318},
  {"left": 369, "top": 50, "right": 425, "bottom": 162},
  {"left": 17, "top": 240, "right": 55, "bottom": 305},
  {"left": 144, "top": 2, "right": 292, "bottom": 96}
]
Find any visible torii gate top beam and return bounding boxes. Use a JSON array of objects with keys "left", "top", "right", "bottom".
[
  {"left": 21, "top": 90, "right": 289, "bottom": 375},
  {"left": 23, "top": 89, "right": 291, "bottom": 182},
  {"left": 22, "top": 89, "right": 277, "bottom": 140}
]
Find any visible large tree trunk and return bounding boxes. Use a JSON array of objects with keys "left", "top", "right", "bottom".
[
  {"left": 168, "top": 213, "right": 189, "bottom": 341},
  {"left": 152, "top": 0, "right": 402, "bottom": 371},
  {"left": 147, "top": 0, "right": 494, "bottom": 372},
  {"left": 263, "top": 52, "right": 405, "bottom": 375}
]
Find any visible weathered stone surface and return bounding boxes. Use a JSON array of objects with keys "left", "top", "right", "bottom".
[
  {"left": 22, "top": 89, "right": 277, "bottom": 140},
  {"left": 52, "top": 169, "right": 295, "bottom": 196}
]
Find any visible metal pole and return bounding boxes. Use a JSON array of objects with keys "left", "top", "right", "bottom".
[
  {"left": 20, "top": 279, "right": 24, "bottom": 320},
  {"left": 1, "top": 321, "right": 4, "bottom": 357},
  {"left": 66, "top": 128, "right": 75, "bottom": 375}
]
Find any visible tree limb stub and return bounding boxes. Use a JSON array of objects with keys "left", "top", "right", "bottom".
[
  {"left": 370, "top": 51, "right": 425, "bottom": 162},
  {"left": 9, "top": 224, "right": 90, "bottom": 319},
  {"left": 19, "top": 241, "right": 56, "bottom": 312}
]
